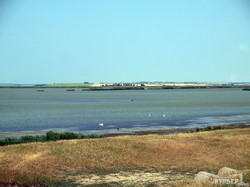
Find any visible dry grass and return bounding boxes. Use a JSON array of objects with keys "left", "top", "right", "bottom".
[{"left": 0, "top": 128, "right": 250, "bottom": 185}]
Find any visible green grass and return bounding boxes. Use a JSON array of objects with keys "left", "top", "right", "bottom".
[
  {"left": 147, "top": 87, "right": 163, "bottom": 90},
  {"left": 0, "top": 131, "right": 103, "bottom": 146}
]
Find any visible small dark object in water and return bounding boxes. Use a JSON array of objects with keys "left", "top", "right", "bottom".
[
  {"left": 67, "top": 89, "right": 75, "bottom": 91},
  {"left": 131, "top": 99, "right": 134, "bottom": 102},
  {"left": 117, "top": 128, "right": 119, "bottom": 130},
  {"left": 37, "top": 90, "right": 44, "bottom": 92},
  {"left": 242, "top": 88, "right": 250, "bottom": 91}
]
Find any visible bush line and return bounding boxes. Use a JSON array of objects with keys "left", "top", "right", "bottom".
[
  {"left": 188, "top": 125, "right": 223, "bottom": 133},
  {"left": 0, "top": 125, "right": 228, "bottom": 146},
  {"left": 0, "top": 131, "right": 103, "bottom": 146}
]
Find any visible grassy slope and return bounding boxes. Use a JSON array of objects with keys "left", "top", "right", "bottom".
[{"left": 0, "top": 128, "right": 249, "bottom": 185}]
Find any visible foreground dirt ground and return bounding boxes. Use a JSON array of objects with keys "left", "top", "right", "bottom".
[
  {"left": 55, "top": 169, "right": 196, "bottom": 186},
  {"left": 0, "top": 128, "right": 250, "bottom": 186}
]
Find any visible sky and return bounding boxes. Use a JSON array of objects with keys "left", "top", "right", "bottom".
[{"left": 0, "top": 0, "right": 250, "bottom": 84}]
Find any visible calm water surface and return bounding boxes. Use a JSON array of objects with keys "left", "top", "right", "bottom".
[{"left": 0, "top": 88, "right": 250, "bottom": 136}]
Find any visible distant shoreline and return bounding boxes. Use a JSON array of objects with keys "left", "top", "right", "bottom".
[
  {"left": 0, "top": 86, "right": 248, "bottom": 90},
  {"left": 1, "top": 81, "right": 250, "bottom": 90}
]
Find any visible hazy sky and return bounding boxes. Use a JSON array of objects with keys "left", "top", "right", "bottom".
[{"left": 0, "top": 0, "right": 250, "bottom": 84}]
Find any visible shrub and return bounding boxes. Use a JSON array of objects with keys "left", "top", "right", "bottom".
[
  {"left": 203, "top": 126, "right": 212, "bottom": 131},
  {"left": 59, "top": 132, "right": 79, "bottom": 139},
  {"left": 46, "top": 131, "right": 61, "bottom": 141},
  {"left": 20, "top": 136, "right": 37, "bottom": 142}
]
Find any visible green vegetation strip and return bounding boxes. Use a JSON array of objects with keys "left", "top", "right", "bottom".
[
  {"left": 1, "top": 123, "right": 249, "bottom": 146},
  {"left": 0, "top": 131, "right": 103, "bottom": 146},
  {"left": 188, "top": 125, "right": 223, "bottom": 133}
]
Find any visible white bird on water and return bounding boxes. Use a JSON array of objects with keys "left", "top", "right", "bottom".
[
  {"left": 163, "top": 114, "right": 166, "bottom": 117},
  {"left": 99, "top": 123, "right": 104, "bottom": 126},
  {"left": 149, "top": 114, "right": 151, "bottom": 117}
]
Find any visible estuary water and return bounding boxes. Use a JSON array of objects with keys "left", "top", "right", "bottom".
[{"left": 0, "top": 88, "right": 250, "bottom": 136}]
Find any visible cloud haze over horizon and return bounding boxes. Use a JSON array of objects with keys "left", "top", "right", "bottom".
[{"left": 0, "top": 0, "right": 250, "bottom": 84}]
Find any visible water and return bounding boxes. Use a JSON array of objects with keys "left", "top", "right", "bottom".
[{"left": 0, "top": 88, "right": 250, "bottom": 136}]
